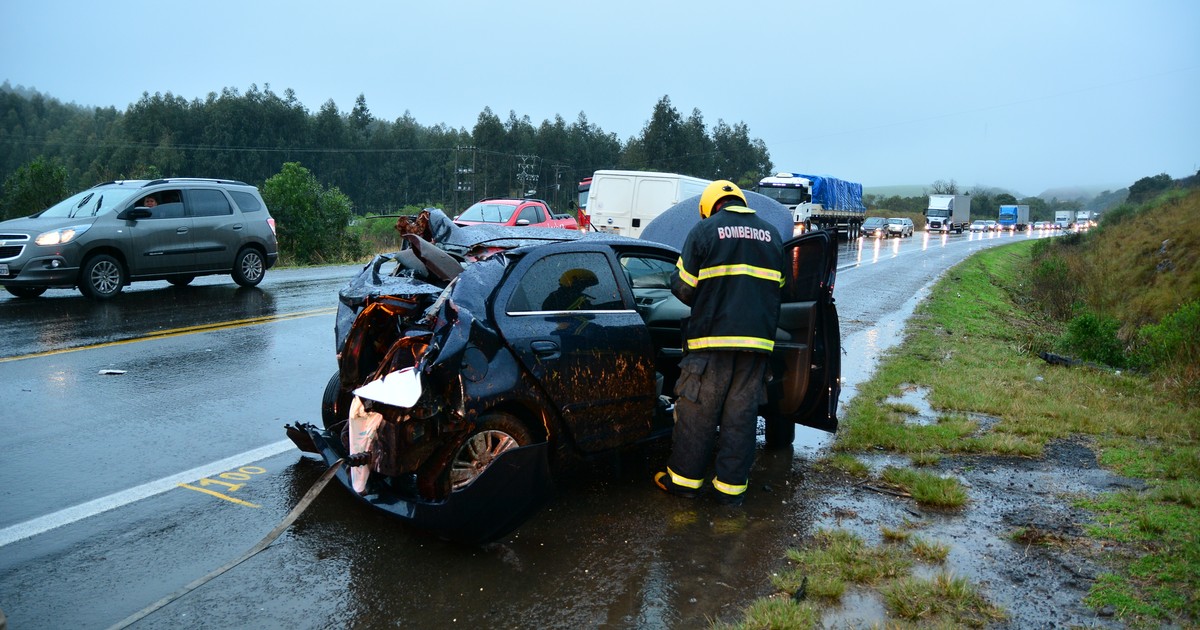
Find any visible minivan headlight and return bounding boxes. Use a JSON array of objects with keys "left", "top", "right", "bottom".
[{"left": 35, "top": 224, "right": 91, "bottom": 246}]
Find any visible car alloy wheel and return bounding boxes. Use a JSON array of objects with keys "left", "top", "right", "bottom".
[
  {"left": 80, "top": 254, "right": 125, "bottom": 299},
  {"left": 232, "top": 248, "right": 265, "bottom": 287}
]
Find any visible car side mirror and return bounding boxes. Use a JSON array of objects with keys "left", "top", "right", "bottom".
[
  {"left": 119, "top": 207, "right": 153, "bottom": 221},
  {"left": 516, "top": 219, "right": 530, "bottom": 226}
]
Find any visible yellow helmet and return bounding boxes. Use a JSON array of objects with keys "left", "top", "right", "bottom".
[
  {"left": 699, "top": 180, "right": 746, "bottom": 219},
  {"left": 559, "top": 268, "right": 598, "bottom": 289}
]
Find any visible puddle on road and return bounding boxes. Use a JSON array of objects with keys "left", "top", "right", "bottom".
[
  {"left": 785, "top": 278, "right": 935, "bottom": 456},
  {"left": 820, "top": 588, "right": 889, "bottom": 627},
  {"left": 883, "top": 383, "right": 937, "bottom": 425}
]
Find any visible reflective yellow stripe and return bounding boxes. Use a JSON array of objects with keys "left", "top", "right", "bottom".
[
  {"left": 675, "top": 259, "right": 698, "bottom": 287},
  {"left": 697, "top": 264, "right": 782, "bottom": 284},
  {"left": 687, "top": 336, "right": 775, "bottom": 352},
  {"left": 713, "top": 478, "right": 747, "bottom": 495},
  {"left": 668, "top": 467, "right": 704, "bottom": 489}
]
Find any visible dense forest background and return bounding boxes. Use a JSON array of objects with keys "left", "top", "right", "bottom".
[
  {"left": 0, "top": 82, "right": 771, "bottom": 217},
  {"left": 1, "top": 81, "right": 1141, "bottom": 228}
]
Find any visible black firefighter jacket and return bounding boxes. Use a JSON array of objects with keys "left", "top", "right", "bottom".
[{"left": 671, "top": 205, "right": 785, "bottom": 353}]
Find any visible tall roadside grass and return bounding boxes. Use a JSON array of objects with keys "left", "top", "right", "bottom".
[{"left": 1027, "top": 188, "right": 1200, "bottom": 396}]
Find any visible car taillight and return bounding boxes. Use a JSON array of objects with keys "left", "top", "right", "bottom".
[{"left": 267, "top": 218, "right": 277, "bottom": 236}]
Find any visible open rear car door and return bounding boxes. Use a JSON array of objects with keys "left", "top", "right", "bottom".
[{"left": 763, "top": 229, "right": 841, "bottom": 445}]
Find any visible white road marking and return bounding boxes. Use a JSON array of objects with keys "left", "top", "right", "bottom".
[{"left": 0, "top": 440, "right": 297, "bottom": 548}]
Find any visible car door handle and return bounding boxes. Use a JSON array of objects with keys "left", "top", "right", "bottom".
[
  {"left": 232, "top": 224, "right": 243, "bottom": 230},
  {"left": 176, "top": 227, "right": 189, "bottom": 234},
  {"left": 531, "top": 340, "right": 559, "bottom": 358}
]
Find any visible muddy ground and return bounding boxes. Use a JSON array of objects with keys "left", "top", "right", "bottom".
[{"left": 785, "top": 418, "right": 1140, "bottom": 628}]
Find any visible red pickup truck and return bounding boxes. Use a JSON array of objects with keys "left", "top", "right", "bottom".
[{"left": 454, "top": 198, "right": 579, "bottom": 230}]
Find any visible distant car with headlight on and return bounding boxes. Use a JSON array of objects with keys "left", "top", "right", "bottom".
[
  {"left": 886, "top": 217, "right": 914, "bottom": 238},
  {"left": 862, "top": 216, "right": 889, "bottom": 238}
]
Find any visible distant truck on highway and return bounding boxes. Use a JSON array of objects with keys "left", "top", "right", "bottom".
[
  {"left": 1075, "top": 210, "right": 1098, "bottom": 228},
  {"left": 754, "top": 172, "right": 866, "bottom": 238},
  {"left": 925, "top": 194, "right": 971, "bottom": 233},
  {"left": 997, "top": 204, "right": 1030, "bottom": 231},
  {"left": 580, "top": 170, "right": 711, "bottom": 238},
  {"left": 1054, "top": 210, "right": 1073, "bottom": 229}
]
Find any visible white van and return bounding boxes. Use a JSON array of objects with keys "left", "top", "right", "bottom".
[{"left": 584, "top": 170, "right": 711, "bottom": 238}]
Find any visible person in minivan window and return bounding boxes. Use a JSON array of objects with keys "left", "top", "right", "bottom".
[{"left": 140, "top": 196, "right": 157, "bottom": 208}]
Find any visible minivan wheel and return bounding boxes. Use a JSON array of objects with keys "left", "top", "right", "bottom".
[
  {"left": 79, "top": 255, "right": 125, "bottom": 299},
  {"left": 232, "top": 248, "right": 265, "bottom": 287},
  {"left": 5, "top": 285, "right": 47, "bottom": 298}
]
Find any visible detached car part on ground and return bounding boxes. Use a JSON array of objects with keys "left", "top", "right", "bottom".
[{"left": 286, "top": 209, "right": 841, "bottom": 543}]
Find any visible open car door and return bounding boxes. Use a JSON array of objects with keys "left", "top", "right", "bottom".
[{"left": 763, "top": 229, "right": 841, "bottom": 446}]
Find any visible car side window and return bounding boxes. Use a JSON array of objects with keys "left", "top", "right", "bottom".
[
  {"left": 229, "top": 190, "right": 263, "bottom": 212},
  {"left": 137, "top": 189, "right": 185, "bottom": 219},
  {"left": 517, "top": 205, "right": 543, "bottom": 224},
  {"left": 508, "top": 252, "right": 624, "bottom": 312},
  {"left": 151, "top": 202, "right": 186, "bottom": 219},
  {"left": 187, "top": 189, "right": 234, "bottom": 217},
  {"left": 619, "top": 255, "right": 674, "bottom": 289}
]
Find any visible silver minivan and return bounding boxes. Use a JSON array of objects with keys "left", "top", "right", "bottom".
[{"left": 0, "top": 178, "right": 278, "bottom": 299}]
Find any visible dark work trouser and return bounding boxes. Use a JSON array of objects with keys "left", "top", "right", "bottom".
[{"left": 666, "top": 350, "right": 769, "bottom": 497}]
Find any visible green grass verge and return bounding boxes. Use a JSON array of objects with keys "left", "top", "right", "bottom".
[{"left": 725, "top": 239, "right": 1199, "bottom": 628}]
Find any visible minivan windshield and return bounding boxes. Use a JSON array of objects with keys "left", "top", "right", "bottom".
[{"left": 36, "top": 185, "right": 141, "bottom": 219}]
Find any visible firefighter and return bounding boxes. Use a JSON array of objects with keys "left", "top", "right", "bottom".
[{"left": 654, "top": 180, "right": 785, "bottom": 506}]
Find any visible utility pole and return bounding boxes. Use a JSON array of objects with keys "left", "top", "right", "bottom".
[
  {"left": 551, "top": 164, "right": 571, "bottom": 209},
  {"left": 453, "top": 146, "right": 476, "bottom": 212}
]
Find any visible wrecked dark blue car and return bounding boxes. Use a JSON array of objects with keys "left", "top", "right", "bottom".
[{"left": 287, "top": 210, "right": 841, "bottom": 543}]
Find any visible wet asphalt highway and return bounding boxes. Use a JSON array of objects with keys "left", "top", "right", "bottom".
[{"left": 0, "top": 228, "right": 1048, "bottom": 628}]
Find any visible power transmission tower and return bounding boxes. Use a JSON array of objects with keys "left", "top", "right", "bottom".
[{"left": 516, "top": 154, "right": 539, "bottom": 198}]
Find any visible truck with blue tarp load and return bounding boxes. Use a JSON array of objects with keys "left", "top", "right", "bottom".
[
  {"left": 755, "top": 172, "right": 866, "bottom": 238},
  {"left": 997, "top": 204, "right": 1030, "bottom": 231}
]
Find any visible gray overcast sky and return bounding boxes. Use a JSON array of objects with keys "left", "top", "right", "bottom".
[{"left": 2, "top": 0, "right": 1197, "bottom": 197}]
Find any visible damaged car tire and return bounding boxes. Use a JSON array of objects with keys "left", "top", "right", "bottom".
[
  {"left": 450, "top": 414, "right": 533, "bottom": 491},
  {"left": 417, "top": 413, "right": 534, "bottom": 501},
  {"left": 321, "top": 369, "right": 348, "bottom": 430}
]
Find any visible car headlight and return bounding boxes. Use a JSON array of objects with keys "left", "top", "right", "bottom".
[{"left": 35, "top": 224, "right": 91, "bottom": 246}]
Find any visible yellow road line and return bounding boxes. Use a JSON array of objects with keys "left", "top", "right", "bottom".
[
  {"left": 178, "top": 483, "right": 261, "bottom": 508},
  {"left": 0, "top": 307, "right": 335, "bottom": 363}
]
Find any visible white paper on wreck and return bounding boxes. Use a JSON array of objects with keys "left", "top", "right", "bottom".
[{"left": 352, "top": 366, "right": 422, "bottom": 408}]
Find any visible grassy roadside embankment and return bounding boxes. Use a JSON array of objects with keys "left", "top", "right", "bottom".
[{"left": 722, "top": 189, "right": 1199, "bottom": 628}]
